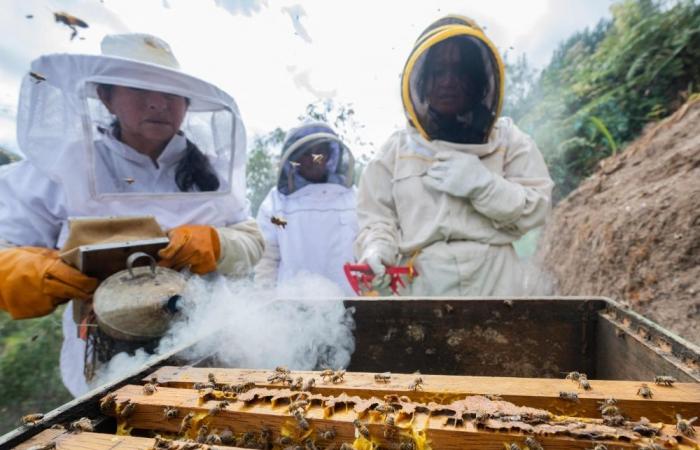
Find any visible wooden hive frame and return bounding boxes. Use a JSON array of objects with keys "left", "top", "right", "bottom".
[{"left": 15, "top": 367, "right": 700, "bottom": 450}]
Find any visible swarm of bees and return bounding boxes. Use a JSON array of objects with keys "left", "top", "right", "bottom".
[
  {"left": 271, "top": 216, "right": 288, "bottom": 229},
  {"left": 654, "top": 375, "right": 676, "bottom": 386},
  {"left": 637, "top": 383, "right": 653, "bottom": 398},
  {"left": 53, "top": 11, "right": 89, "bottom": 41}
]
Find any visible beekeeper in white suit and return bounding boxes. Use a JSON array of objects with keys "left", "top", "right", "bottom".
[
  {"left": 255, "top": 123, "right": 357, "bottom": 295},
  {"left": 0, "top": 34, "right": 264, "bottom": 396},
  {"left": 355, "top": 15, "right": 554, "bottom": 296}
]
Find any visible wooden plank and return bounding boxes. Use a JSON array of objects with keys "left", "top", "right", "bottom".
[
  {"left": 597, "top": 310, "right": 700, "bottom": 382},
  {"left": 103, "top": 384, "right": 698, "bottom": 450},
  {"left": 344, "top": 298, "right": 604, "bottom": 378},
  {"left": 146, "top": 366, "right": 700, "bottom": 423},
  {"left": 13, "top": 428, "right": 247, "bottom": 450}
]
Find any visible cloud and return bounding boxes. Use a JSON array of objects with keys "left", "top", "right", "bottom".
[
  {"left": 214, "top": 0, "right": 268, "bottom": 17},
  {"left": 282, "top": 4, "right": 312, "bottom": 43},
  {"left": 286, "top": 65, "right": 336, "bottom": 99}
]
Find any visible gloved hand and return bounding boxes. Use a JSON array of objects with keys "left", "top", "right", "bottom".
[
  {"left": 159, "top": 225, "right": 221, "bottom": 275},
  {"left": 0, "top": 247, "right": 98, "bottom": 319},
  {"left": 423, "top": 150, "right": 494, "bottom": 198},
  {"left": 359, "top": 246, "right": 394, "bottom": 277}
]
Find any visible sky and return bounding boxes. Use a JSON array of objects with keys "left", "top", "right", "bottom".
[{"left": 0, "top": 0, "right": 616, "bottom": 156}]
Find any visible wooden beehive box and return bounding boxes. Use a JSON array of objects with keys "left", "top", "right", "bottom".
[{"left": 3, "top": 297, "right": 700, "bottom": 449}]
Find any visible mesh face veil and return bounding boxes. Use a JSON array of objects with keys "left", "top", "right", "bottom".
[
  {"left": 401, "top": 15, "right": 505, "bottom": 144},
  {"left": 277, "top": 122, "right": 354, "bottom": 195}
]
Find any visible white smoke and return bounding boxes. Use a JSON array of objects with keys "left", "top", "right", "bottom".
[{"left": 91, "top": 273, "right": 355, "bottom": 388}]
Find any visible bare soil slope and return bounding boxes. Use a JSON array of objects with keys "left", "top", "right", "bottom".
[{"left": 538, "top": 99, "right": 700, "bottom": 345}]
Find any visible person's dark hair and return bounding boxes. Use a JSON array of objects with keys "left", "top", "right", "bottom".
[{"left": 96, "top": 84, "right": 220, "bottom": 192}]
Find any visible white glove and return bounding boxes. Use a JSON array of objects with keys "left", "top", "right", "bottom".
[
  {"left": 359, "top": 246, "right": 394, "bottom": 276},
  {"left": 423, "top": 150, "right": 494, "bottom": 198}
]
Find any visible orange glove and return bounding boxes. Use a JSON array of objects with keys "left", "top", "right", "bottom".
[
  {"left": 158, "top": 225, "right": 221, "bottom": 275},
  {"left": 0, "top": 247, "right": 98, "bottom": 319}
]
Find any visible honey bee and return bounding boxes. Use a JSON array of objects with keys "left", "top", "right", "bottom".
[
  {"left": 637, "top": 383, "right": 653, "bottom": 398},
  {"left": 408, "top": 377, "right": 424, "bottom": 391},
  {"left": 233, "top": 381, "right": 256, "bottom": 393},
  {"left": 193, "top": 382, "right": 206, "bottom": 390},
  {"left": 99, "top": 393, "right": 117, "bottom": 413},
  {"left": 304, "top": 438, "right": 320, "bottom": 450},
  {"left": 384, "top": 414, "right": 398, "bottom": 439},
  {"left": 598, "top": 397, "right": 617, "bottom": 408},
  {"left": 20, "top": 413, "right": 44, "bottom": 425},
  {"left": 163, "top": 406, "right": 179, "bottom": 419},
  {"left": 600, "top": 405, "right": 620, "bottom": 416},
  {"left": 505, "top": 444, "right": 521, "bottom": 450},
  {"left": 399, "top": 441, "right": 416, "bottom": 450},
  {"left": 290, "top": 376, "right": 304, "bottom": 391},
  {"left": 654, "top": 375, "right": 676, "bottom": 386},
  {"left": 196, "top": 424, "right": 209, "bottom": 443},
  {"left": 578, "top": 375, "right": 592, "bottom": 391},
  {"left": 331, "top": 369, "right": 346, "bottom": 384},
  {"left": 119, "top": 400, "right": 136, "bottom": 419},
  {"left": 208, "top": 372, "right": 217, "bottom": 384},
  {"left": 676, "top": 414, "right": 697, "bottom": 437},
  {"left": 311, "top": 153, "right": 326, "bottom": 165},
  {"left": 278, "top": 435, "right": 294, "bottom": 446},
  {"left": 375, "top": 404, "right": 395, "bottom": 414},
  {"left": 271, "top": 216, "right": 288, "bottom": 229},
  {"left": 69, "top": 417, "right": 94, "bottom": 433},
  {"left": 289, "top": 161, "right": 301, "bottom": 169},
  {"left": 319, "top": 428, "right": 336, "bottom": 440},
  {"left": 374, "top": 372, "right": 391, "bottom": 383},
  {"left": 564, "top": 371, "right": 582, "bottom": 381},
  {"left": 53, "top": 11, "right": 89, "bottom": 41},
  {"left": 602, "top": 415, "right": 625, "bottom": 427},
  {"left": 199, "top": 387, "right": 216, "bottom": 402},
  {"left": 632, "top": 418, "right": 659, "bottom": 437},
  {"left": 320, "top": 369, "right": 335, "bottom": 382},
  {"left": 220, "top": 428, "right": 234, "bottom": 445},
  {"left": 353, "top": 419, "right": 370, "bottom": 439},
  {"left": 29, "top": 72, "right": 47, "bottom": 84},
  {"left": 293, "top": 408, "right": 310, "bottom": 431},
  {"left": 559, "top": 391, "right": 579, "bottom": 402},
  {"left": 340, "top": 444, "right": 356, "bottom": 450},
  {"left": 524, "top": 437, "right": 543, "bottom": 450},
  {"left": 302, "top": 377, "right": 316, "bottom": 391},
  {"left": 206, "top": 433, "right": 222, "bottom": 445},
  {"left": 143, "top": 383, "right": 157, "bottom": 395},
  {"left": 208, "top": 400, "right": 229, "bottom": 416},
  {"left": 289, "top": 399, "right": 309, "bottom": 412},
  {"left": 179, "top": 412, "right": 195, "bottom": 434}
]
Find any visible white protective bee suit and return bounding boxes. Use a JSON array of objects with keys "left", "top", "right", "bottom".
[
  {"left": 355, "top": 16, "right": 553, "bottom": 296},
  {"left": 0, "top": 34, "right": 264, "bottom": 396},
  {"left": 255, "top": 123, "right": 358, "bottom": 296}
]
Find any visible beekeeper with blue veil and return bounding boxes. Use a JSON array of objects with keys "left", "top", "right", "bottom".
[
  {"left": 0, "top": 34, "right": 264, "bottom": 396},
  {"left": 255, "top": 123, "right": 357, "bottom": 295},
  {"left": 355, "top": 16, "right": 554, "bottom": 296}
]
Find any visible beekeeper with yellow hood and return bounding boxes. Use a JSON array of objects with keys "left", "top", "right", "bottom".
[
  {"left": 355, "top": 16, "right": 553, "bottom": 296},
  {"left": 0, "top": 34, "right": 264, "bottom": 395}
]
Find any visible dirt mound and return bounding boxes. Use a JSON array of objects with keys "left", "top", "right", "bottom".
[{"left": 538, "top": 99, "right": 700, "bottom": 345}]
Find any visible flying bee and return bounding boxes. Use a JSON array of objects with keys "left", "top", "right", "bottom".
[
  {"left": 20, "top": 413, "right": 44, "bottom": 425},
  {"left": 143, "top": 383, "right": 157, "bottom": 395},
  {"left": 302, "top": 377, "right": 316, "bottom": 391},
  {"left": 524, "top": 437, "right": 543, "bottom": 450},
  {"left": 179, "top": 412, "right": 195, "bottom": 434},
  {"left": 311, "top": 153, "right": 325, "bottom": 165},
  {"left": 29, "top": 72, "right": 47, "bottom": 84},
  {"left": 408, "top": 377, "right": 424, "bottom": 391},
  {"left": 676, "top": 414, "right": 697, "bottom": 437},
  {"left": 123, "top": 177, "right": 136, "bottom": 185},
  {"left": 289, "top": 161, "right": 301, "bottom": 169},
  {"left": 559, "top": 391, "right": 579, "bottom": 402},
  {"left": 53, "top": 11, "right": 89, "bottom": 40},
  {"left": 293, "top": 408, "right": 310, "bottom": 431},
  {"left": 654, "top": 375, "right": 676, "bottom": 386},
  {"left": 271, "top": 216, "right": 288, "bottom": 229},
  {"left": 99, "top": 392, "right": 117, "bottom": 412},
  {"left": 69, "top": 417, "right": 93, "bottom": 433},
  {"left": 374, "top": 372, "right": 391, "bottom": 383},
  {"left": 637, "top": 383, "right": 653, "bottom": 398},
  {"left": 119, "top": 400, "right": 136, "bottom": 419},
  {"left": 163, "top": 406, "right": 179, "bottom": 419}
]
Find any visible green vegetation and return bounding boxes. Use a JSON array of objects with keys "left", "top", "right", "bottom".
[{"left": 509, "top": 0, "right": 700, "bottom": 201}]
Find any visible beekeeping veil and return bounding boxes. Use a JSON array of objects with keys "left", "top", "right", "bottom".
[
  {"left": 16, "top": 33, "right": 249, "bottom": 232},
  {"left": 401, "top": 15, "right": 504, "bottom": 144},
  {"left": 277, "top": 122, "right": 354, "bottom": 195}
]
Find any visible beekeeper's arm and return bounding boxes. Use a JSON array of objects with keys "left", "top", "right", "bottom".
[
  {"left": 0, "top": 163, "right": 98, "bottom": 319},
  {"left": 423, "top": 120, "right": 553, "bottom": 237},
  {"left": 253, "top": 191, "right": 281, "bottom": 285},
  {"left": 354, "top": 156, "right": 400, "bottom": 276}
]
